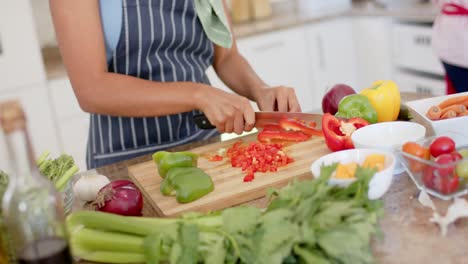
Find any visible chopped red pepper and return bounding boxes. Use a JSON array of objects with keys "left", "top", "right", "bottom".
[
  {"left": 262, "top": 123, "right": 283, "bottom": 131},
  {"left": 209, "top": 154, "right": 223, "bottom": 162},
  {"left": 322, "top": 113, "right": 369, "bottom": 152},
  {"left": 227, "top": 141, "right": 293, "bottom": 182},
  {"left": 279, "top": 118, "right": 323, "bottom": 137},
  {"left": 257, "top": 130, "right": 310, "bottom": 143}
]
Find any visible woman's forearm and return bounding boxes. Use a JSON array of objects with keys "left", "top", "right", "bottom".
[
  {"left": 213, "top": 51, "right": 268, "bottom": 102},
  {"left": 73, "top": 72, "right": 209, "bottom": 117}
]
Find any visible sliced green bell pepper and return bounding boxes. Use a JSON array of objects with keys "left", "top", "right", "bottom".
[
  {"left": 160, "top": 167, "right": 214, "bottom": 203},
  {"left": 335, "top": 94, "right": 378, "bottom": 124},
  {"left": 152, "top": 151, "right": 199, "bottom": 178}
]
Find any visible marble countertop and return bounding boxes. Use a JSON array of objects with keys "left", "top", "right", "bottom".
[
  {"left": 77, "top": 93, "right": 468, "bottom": 264},
  {"left": 42, "top": 0, "right": 438, "bottom": 80}
]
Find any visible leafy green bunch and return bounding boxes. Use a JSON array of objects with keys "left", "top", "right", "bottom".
[
  {"left": 37, "top": 151, "right": 79, "bottom": 191},
  {"left": 67, "top": 164, "right": 384, "bottom": 264}
]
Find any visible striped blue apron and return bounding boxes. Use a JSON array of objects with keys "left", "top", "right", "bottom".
[{"left": 87, "top": 0, "right": 219, "bottom": 169}]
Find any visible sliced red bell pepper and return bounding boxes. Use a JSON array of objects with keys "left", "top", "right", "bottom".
[
  {"left": 322, "top": 113, "right": 369, "bottom": 152},
  {"left": 257, "top": 130, "right": 310, "bottom": 143},
  {"left": 262, "top": 123, "right": 283, "bottom": 131},
  {"left": 209, "top": 155, "right": 223, "bottom": 162},
  {"left": 279, "top": 118, "right": 323, "bottom": 137}
]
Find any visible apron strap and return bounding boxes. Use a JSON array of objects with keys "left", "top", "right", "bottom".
[{"left": 442, "top": 3, "right": 468, "bottom": 15}]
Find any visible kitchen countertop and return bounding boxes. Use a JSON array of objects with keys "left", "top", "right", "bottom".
[
  {"left": 42, "top": 0, "right": 438, "bottom": 80},
  {"left": 76, "top": 93, "right": 468, "bottom": 264}
]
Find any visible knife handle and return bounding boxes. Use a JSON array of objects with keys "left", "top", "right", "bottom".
[{"left": 193, "top": 113, "right": 216, "bottom": 129}]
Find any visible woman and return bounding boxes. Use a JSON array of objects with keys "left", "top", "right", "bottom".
[
  {"left": 432, "top": 0, "right": 468, "bottom": 94},
  {"left": 49, "top": 0, "right": 301, "bottom": 169}
]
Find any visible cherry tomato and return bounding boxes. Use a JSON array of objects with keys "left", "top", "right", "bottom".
[
  {"left": 435, "top": 153, "right": 456, "bottom": 177},
  {"left": 423, "top": 154, "right": 459, "bottom": 195},
  {"left": 429, "top": 136, "right": 456, "bottom": 158},
  {"left": 402, "top": 142, "right": 430, "bottom": 173},
  {"left": 450, "top": 151, "right": 463, "bottom": 162}
]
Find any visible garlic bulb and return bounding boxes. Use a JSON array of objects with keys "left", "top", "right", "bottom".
[{"left": 73, "top": 174, "right": 110, "bottom": 202}]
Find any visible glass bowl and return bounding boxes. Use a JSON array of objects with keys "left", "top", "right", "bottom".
[{"left": 398, "top": 131, "right": 468, "bottom": 200}]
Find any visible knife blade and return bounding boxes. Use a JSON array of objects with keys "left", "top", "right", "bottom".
[{"left": 193, "top": 112, "right": 324, "bottom": 130}]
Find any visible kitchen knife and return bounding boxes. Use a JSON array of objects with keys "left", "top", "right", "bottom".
[{"left": 193, "top": 112, "right": 324, "bottom": 130}]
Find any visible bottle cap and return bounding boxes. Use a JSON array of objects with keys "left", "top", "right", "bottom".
[{"left": 0, "top": 100, "right": 26, "bottom": 133}]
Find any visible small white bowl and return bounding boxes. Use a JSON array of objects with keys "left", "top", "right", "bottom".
[
  {"left": 310, "top": 149, "right": 396, "bottom": 200},
  {"left": 406, "top": 92, "right": 468, "bottom": 146},
  {"left": 351, "top": 121, "right": 426, "bottom": 174}
]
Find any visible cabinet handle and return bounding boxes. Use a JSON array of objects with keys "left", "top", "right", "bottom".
[
  {"left": 416, "top": 86, "right": 433, "bottom": 95},
  {"left": 317, "top": 35, "right": 326, "bottom": 70},
  {"left": 0, "top": 34, "right": 3, "bottom": 56},
  {"left": 413, "top": 35, "right": 431, "bottom": 47},
  {"left": 252, "top": 41, "right": 284, "bottom": 52}
]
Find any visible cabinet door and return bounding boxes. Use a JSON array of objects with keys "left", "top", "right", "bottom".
[
  {"left": 58, "top": 115, "right": 89, "bottom": 171},
  {"left": 0, "top": 0, "right": 45, "bottom": 91},
  {"left": 353, "top": 17, "right": 393, "bottom": 90},
  {"left": 0, "top": 85, "right": 61, "bottom": 174},
  {"left": 306, "top": 18, "right": 358, "bottom": 104},
  {"left": 394, "top": 70, "right": 445, "bottom": 97},
  {"left": 392, "top": 23, "right": 444, "bottom": 76},
  {"left": 236, "top": 28, "right": 313, "bottom": 112},
  {"left": 49, "top": 77, "right": 89, "bottom": 170}
]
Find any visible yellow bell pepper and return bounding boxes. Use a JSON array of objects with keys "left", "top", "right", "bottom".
[
  {"left": 360, "top": 80, "right": 401, "bottom": 122},
  {"left": 362, "top": 154, "right": 386, "bottom": 172},
  {"left": 335, "top": 162, "right": 358, "bottom": 179}
]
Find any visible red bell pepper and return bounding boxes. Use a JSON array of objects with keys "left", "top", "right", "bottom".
[
  {"left": 257, "top": 130, "right": 310, "bottom": 143},
  {"left": 322, "top": 113, "right": 369, "bottom": 152},
  {"left": 279, "top": 118, "right": 323, "bottom": 137}
]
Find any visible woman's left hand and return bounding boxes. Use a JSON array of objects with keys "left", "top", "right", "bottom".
[{"left": 254, "top": 86, "right": 302, "bottom": 112}]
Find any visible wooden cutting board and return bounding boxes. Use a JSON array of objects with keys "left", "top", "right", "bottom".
[{"left": 128, "top": 134, "right": 330, "bottom": 217}]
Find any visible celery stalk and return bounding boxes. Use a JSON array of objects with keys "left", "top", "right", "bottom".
[
  {"left": 71, "top": 228, "right": 145, "bottom": 253},
  {"left": 66, "top": 211, "right": 226, "bottom": 263},
  {"left": 55, "top": 164, "right": 79, "bottom": 191},
  {"left": 72, "top": 249, "right": 145, "bottom": 264}
]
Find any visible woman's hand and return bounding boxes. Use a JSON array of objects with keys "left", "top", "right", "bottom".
[
  {"left": 254, "top": 86, "right": 302, "bottom": 112},
  {"left": 195, "top": 87, "right": 255, "bottom": 135}
]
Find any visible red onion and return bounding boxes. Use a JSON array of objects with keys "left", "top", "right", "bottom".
[
  {"left": 322, "top": 84, "right": 356, "bottom": 115},
  {"left": 93, "top": 180, "right": 143, "bottom": 216}
]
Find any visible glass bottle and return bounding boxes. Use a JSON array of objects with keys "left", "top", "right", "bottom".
[{"left": 0, "top": 101, "right": 72, "bottom": 264}]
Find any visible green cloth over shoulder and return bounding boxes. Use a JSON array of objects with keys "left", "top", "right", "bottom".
[{"left": 194, "top": 0, "right": 233, "bottom": 48}]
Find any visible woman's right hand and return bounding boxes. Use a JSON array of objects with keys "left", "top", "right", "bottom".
[{"left": 195, "top": 86, "right": 255, "bottom": 135}]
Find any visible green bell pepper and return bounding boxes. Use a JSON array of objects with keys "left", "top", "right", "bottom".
[
  {"left": 335, "top": 94, "right": 378, "bottom": 124},
  {"left": 160, "top": 167, "right": 214, "bottom": 203},
  {"left": 152, "top": 151, "right": 199, "bottom": 178}
]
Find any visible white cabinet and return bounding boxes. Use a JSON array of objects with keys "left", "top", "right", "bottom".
[
  {"left": 0, "top": 85, "right": 61, "bottom": 174},
  {"left": 237, "top": 27, "right": 312, "bottom": 111},
  {"left": 0, "top": 0, "right": 45, "bottom": 91},
  {"left": 394, "top": 70, "right": 445, "bottom": 96},
  {"left": 48, "top": 78, "right": 89, "bottom": 170},
  {"left": 392, "top": 22, "right": 444, "bottom": 76},
  {"left": 305, "top": 18, "right": 358, "bottom": 105},
  {"left": 352, "top": 17, "right": 393, "bottom": 90}
]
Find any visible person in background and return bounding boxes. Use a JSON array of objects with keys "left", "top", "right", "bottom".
[
  {"left": 432, "top": 0, "right": 468, "bottom": 94},
  {"left": 49, "top": 0, "right": 301, "bottom": 169}
]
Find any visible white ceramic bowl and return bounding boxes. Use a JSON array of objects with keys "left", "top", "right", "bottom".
[
  {"left": 351, "top": 121, "right": 426, "bottom": 174},
  {"left": 310, "top": 149, "right": 396, "bottom": 200},
  {"left": 406, "top": 92, "right": 468, "bottom": 146}
]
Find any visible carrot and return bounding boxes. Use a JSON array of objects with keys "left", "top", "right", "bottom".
[
  {"left": 463, "top": 99, "right": 468, "bottom": 108},
  {"left": 441, "top": 104, "right": 466, "bottom": 116},
  {"left": 426, "top": 105, "right": 442, "bottom": 120},
  {"left": 438, "top": 95, "right": 468, "bottom": 109},
  {"left": 441, "top": 110, "right": 457, "bottom": 120},
  {"left": 458, "top": 112, "right": 468, "bottom": 117}
]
